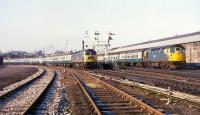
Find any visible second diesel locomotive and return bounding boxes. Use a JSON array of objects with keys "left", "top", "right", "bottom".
[
  {"left": 143, "top": 45, "right": 185, "bottom": 69},
  {"left": 97, "top": 45, "right": 186, "bottom": 69}
]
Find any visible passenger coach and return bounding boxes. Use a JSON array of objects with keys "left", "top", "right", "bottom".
[{"left": 3, "top": 49, "right": 97, "bottom": 69}]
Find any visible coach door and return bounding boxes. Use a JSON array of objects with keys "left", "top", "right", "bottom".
[{"left": 143, "top": 51, "right": 148, "bottom": 61}]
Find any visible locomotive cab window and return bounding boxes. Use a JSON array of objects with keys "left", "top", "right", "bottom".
[
  {"left": 170, "top": 48, "right": 175, "bottom": 53},
  {"left": 175, "top": 47, "right": 180, "bottom": 51}
]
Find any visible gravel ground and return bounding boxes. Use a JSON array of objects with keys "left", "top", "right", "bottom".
[{"left": 0, "top": 65, "right": 38, "bottom": 90}]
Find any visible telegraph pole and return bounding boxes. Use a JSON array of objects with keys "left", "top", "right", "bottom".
[
  {"left": 104, "top": 31, "right": 115, "bottom": 63},
  {"left": 82, "top": 40, "right": 85, "bottom": 51},
  {"left": 65, "top": 40, "right": 68, "bottom": 53},
  {"left": 94, "top": 31, "right": 100, "bottom": 50}
]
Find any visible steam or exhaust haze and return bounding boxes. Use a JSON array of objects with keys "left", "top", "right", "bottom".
[{"left": 0, "top": 0, "right": 200, "bottom": 52}]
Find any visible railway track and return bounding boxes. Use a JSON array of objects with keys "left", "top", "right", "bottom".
[
  {"left": 123, "top": 68, "right": 200, "bottom": 83},
  {"left": 92, "top": 69, "right": 200, "bottom": 95},
  {"left": 72, "top": 71, "right": 164, "bottom": 115},
  {"left": 26, "top": 71, "right": 67, "bottom": 114},
  {"left": 0, "top": 68, "right": 56, "bottom": 114},
  {"left": 83, "top": 71, "right": 200, "bottom": 115},
  {"left": 0, "top": 68, "right": 45, "bottom": 97},
  {"left": 1, "top": 65, "right": 199, "bottom": 114},
  {"left": 60, "top": 68, "right": 95, "bottom": 115},
  {"left": 126, "top": 67, "right": 200, "bottom": 79}
]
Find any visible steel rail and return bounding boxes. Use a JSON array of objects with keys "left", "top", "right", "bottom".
[
  {"left": 107, "top": 70, "right": 200, "bottom": 86},
  {"left": 83, "top": 71, "right": 163, "bottom": 115},
  {"left": 123, "top": 71, "right": 200, "bottom": 86},
  {"left": 72, "top": 74, "right": 102, "bottom": 115},
  {"left": 97, "top": 70, "right": 200, "bottom": 93},
  {"left": 22, "top": 71, "right": 56, "bottom": 114},
  {"left": 126, "top": 67, "right": 200, "bottom": 79},
  {"left": 88, "top": 71, "right": 200, "bottom": 108},
  {"left": 0, "top": 68, "right": 45, "bottom": 98},
  {"left": 123, "top": 69, "right": 200, "bottom": 82}
]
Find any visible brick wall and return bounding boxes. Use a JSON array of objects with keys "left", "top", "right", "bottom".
[{"left": 182, "top": 42, "right": 200, "bottom": 64}]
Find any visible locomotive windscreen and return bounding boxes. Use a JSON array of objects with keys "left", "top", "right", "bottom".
[{"left": 85, "top": 49, "right": 96, "bottom": 55}]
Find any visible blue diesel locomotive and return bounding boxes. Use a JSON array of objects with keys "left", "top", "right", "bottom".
[{"left": 97, "top": 45, "right": 186, "bottom": 69}]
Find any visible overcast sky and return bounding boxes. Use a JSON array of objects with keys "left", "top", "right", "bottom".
[{"left": 0, "top": 0, "right": 200, "bottom": 52}]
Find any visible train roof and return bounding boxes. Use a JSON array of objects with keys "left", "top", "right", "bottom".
[
  {"left": 114, "top": 32, "right": 200, "bottom": 49},
  {"left": 105, "top": 31, "right": 200, "bottom": 54}
]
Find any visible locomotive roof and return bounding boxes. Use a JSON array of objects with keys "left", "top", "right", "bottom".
[{"left": 106, "top": 31, "right": 200, "bottom": 54}]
